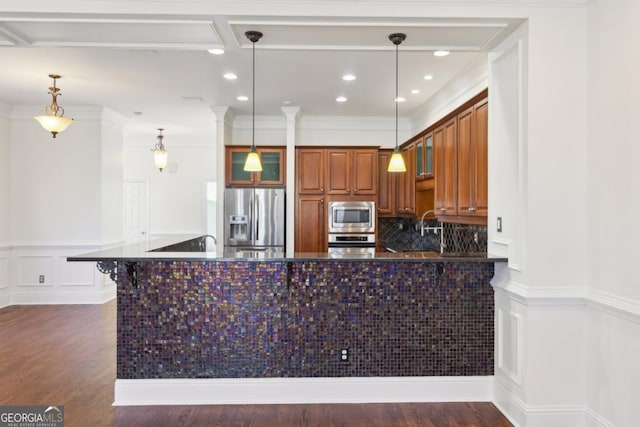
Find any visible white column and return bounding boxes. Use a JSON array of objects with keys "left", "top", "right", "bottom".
[
  {"left": 211, "top": 106, "right": 233, "bottom": 252},
  {"left": 282, "top": 107, "right": 300, "bottom": 256}
]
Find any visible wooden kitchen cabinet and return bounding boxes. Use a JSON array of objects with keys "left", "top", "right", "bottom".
[
  {"left": 295, "top": 195, "right": 326, "bottom": 252},
  {"left": 377, "top": 150, "right": 397, "bottom": 216},
  {"left": 396, "top": 144, "right": 415, "bottom": 215},
  {"left": 457, "top": 99, "right": 488, "bottom": 218},
  {"left": 416, "top": 132, "right": 434, "bottom": 180},
  {"left": 433, "top": 92, "right": 488, "bottom": 224},
  {"left": 226, "top": 146, "right": 286, "bottom": 186},
  {"left": 294, "top": 146, "right": 377, "bottom": 252},
  {"left": 296, "top": 148, "right": 325, "bottom": 194},
  {"left": 434, "top": 118, "right": 458, "bottom": 216},
  {"left": 326, "top": 148, "right": 377, "bottom": 196}
]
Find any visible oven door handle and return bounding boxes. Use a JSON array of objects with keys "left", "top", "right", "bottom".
[{"left": 327, "top": 242, "right": 376, "bottom": 248}]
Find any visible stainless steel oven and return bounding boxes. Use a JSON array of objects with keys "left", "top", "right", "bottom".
[
  {"left": 327, "top": 233, "right": 376, "bottom": 258},
  {"left": 327, "top": 201, "right": 375, "bottom": 233}
]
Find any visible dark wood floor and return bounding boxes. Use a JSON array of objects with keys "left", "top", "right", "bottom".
[{"left": 0, "top": 301, "right": 513, "bottom": 427}]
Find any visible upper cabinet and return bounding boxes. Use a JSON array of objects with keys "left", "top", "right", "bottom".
[
  {"left": 326, "top": 148, "right": 377, "bottom": 196},
  {"left": 297, "top": 148, "right": 325, "bottom": 194},
  {"left": 415, "top": 132, "right": 434, "bottom": 180},
  {"left": 226, "top": 147, "right": 286, "bottom": 186},
  {"left": 434, "top": 118, "right": 458, "bottom": 216},
  {"left": 377, "top": 150, "right": 397, "bottom": 216},
  {"left": 457, "top": 99, "right": 488, "bottom": 218},
  {"left": 378, "top": 147, "right": 416, "bottom": 217},
  {"left": 433, "top": 91, "right": 488, "bottom": 224},
  {"left": 396, "top": 144, "right": 416, "bottom": 215}
]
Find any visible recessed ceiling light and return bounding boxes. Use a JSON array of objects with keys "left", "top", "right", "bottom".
[
  {"left": 395, "top": 96, "right": 406, "bottom": 103},
  {"left": 223, "top": 73, "right": 238, "bottom": 80},
  {"left": 342, "top": 74, "right": 356, "bottom": 81},
  {"left": 133, "top": 111, "right": 143, "bottom": 116},
  {"left": 424, "top": 75, "right": 434, "bottom": 80},
  {"left": 237, "top": 95, "right": 248, "bottom": 101},
  {"left": 208, "top": 48, "right": 224, "bottom": 55},
  {"left": 336, "top": 96, "right": 347, "bottom": 103},
  {"left": 411, "top": 89, "right": 420, "bottom": 94},
  {"left": 434, "top": 50, "right": 450, "bottom": 57},
  {"left": 283, "top": 100, "right": 293, "bottom": 105}
]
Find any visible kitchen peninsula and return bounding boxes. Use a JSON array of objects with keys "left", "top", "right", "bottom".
[{"left": 68, "top": 235, "right": 507, "bottom": 405}]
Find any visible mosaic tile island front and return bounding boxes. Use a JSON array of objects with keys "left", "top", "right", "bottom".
[
  {"left": 115, "top": 259, "right": 496, "bottom": 380},
  {"left": 68, "top": 235, "right": 506, "bottom": 381}
]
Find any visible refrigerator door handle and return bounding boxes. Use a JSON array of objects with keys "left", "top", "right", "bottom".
[{"left": 255, "top": 193, "right": 260, "bottom": 240}]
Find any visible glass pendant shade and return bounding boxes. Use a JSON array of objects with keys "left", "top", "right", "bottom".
[
  {"left": 34, "top": 115, "right": 74, "bottom": 138},
  {"left": 244, "top": 148, "right": 263, "bottom": 172},
  {"left": 152, "top": 128, "right": 168, "bottom": 172},
  {"left": 388, "top": 148, "right": 407, "bottom": 172},
  {"left": 153, "top": 148, "right": 168, "bottom": 172}
]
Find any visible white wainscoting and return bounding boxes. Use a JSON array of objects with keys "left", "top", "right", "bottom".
[
  {"left": 0, "top": 248, "right": 9, "bottom": 308},
  {"left": 114, "top": 376, "right": 494, "bottom": 406},
  {"left": 7, "top": 244, "right": 115, "bottom": 305},
  {"left": 493, "top": 280, "right": 633, "bottom": 427}
]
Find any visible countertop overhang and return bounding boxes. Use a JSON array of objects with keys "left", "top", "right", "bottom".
[{"left": 67, "top": 234, "right": 507, "bottom": 263}]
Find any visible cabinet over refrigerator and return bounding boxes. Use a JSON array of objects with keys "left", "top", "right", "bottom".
[{"left": 224, "top": 188, "right": 285, "bottom": 254}]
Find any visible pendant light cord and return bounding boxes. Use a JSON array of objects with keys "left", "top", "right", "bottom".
[
  {"left": 395, "top": 41, "right": 399, "bottom": 150},
  {"left": 252, "top": 39, "right": 256, "bottom": 151}
]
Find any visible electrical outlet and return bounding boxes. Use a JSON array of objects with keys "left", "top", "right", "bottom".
[
  {"left": 340, "top": 348, "right": 349, "bottom": 362},
  {"left": 497, "top": 217, "right": 503, "bottom": 233},
  {"left": 38, "top": 275, "right": 45, "bottom": 283}
]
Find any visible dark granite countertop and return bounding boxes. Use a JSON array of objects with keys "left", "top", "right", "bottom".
[{"left": 67, "top": 234, "right": 507, "bottom": 263}]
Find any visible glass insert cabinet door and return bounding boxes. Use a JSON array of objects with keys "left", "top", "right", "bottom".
[
  {"left": 225, "top": 147, "right": 286, "bottom": 186},
  {"left": 415, "top": 133, "right": 434, "bottom": 180},
  {"left": 416, "top": 138, "right": 424, "bottom": 178},
  {"left": 425, "top": 134, "right": 433, "bottom": 176}
]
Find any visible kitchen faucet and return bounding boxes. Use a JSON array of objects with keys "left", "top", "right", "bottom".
[
  {"left": 420, "top": 210, "right": 445, "bottom": 253},
  {"left": 420, "top": 210, "right": 436, "bottom": 236},
  {"left": 198, "top": 234, "right": 217, "bottom": 251}
]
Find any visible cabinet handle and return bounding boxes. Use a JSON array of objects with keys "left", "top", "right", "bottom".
[
  {"left": 347, "top": 188, "right": 350, "bottom": 192},
  {"left": 439, "top": 207, "right": 446, "bottom": 211},
  {"left": 321, "top": 188, "right": 324, "bottom": 193},
  {"left": 468, "top": 207, "right": 476, "bottom": 212},
  {"left": 320, "top": 199, "right": 324, "bottom": 204}
]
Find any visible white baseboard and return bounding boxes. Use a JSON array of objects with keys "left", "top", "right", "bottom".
[
  {"left": 494, "top": 378, "right": 614, "bottom": 427},
  {"left": 11, "top": 285, "right": 115, "bottom": 305},
  {"left": 114, "top": 376, "right": 493, "bottom": 406}
]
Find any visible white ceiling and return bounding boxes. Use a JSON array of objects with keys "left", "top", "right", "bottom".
[{"left": 0, "top": 10, "right": 523, "bottom": 131}]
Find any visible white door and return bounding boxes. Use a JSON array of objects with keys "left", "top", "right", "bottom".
[{"left": 123, "top": 181, "right": 148, "bottom": 242}]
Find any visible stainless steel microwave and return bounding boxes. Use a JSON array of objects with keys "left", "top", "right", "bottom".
[{"left": 328, "top": 201, "right": 375, "bottom": 233}]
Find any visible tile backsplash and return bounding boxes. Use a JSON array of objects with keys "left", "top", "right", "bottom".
[{"left": 379, "top": 217, "right": 487, "bottom": 253}]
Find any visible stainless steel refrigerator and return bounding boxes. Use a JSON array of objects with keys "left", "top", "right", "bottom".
[{"left": 224, "top": 188, "right": 285, "bottom": 253}]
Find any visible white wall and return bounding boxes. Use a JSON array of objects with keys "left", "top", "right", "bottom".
[
  {"left": 123, "top": 121, "right": 217, "bottom": 235},
  {"left": 586, "top": 0, "right": 640, "bottom": 426},
  {"left": 5, "top": 106, "right": 125, "bottom": 305}
]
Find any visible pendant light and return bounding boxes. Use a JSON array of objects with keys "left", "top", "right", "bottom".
[
  {"left": 34, "top": 74, "right": 74, "bottom": 138},
  {"left": 387, "top": 33, "right": 407, "bottom": 173},
  {"left": 243, "top": 30, "right": 263, "bottom": 172},
  {"left": 152, "top": 128, "right": 168, "bottom": 172}
]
